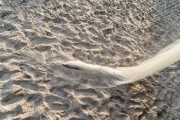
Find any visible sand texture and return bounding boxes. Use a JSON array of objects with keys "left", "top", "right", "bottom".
[{"left": 0, "top": 0, "right": 180, "bottom": 120}]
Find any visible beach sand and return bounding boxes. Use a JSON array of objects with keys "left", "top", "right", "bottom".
[{"left": 0, "top": 0, "right": 180, "bottom": 119}]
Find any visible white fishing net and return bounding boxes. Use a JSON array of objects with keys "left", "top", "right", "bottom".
[{"left": 0, "top": 0, "right": 180, "bottom": 119}]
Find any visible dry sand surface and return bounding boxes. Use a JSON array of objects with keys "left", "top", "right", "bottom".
[{"left": 0, "top": 0, "right": 180, "bottom": 120}]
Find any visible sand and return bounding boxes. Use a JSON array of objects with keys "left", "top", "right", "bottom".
[{"left": 0, "top": 0, "right": 180, "bottom": 120}]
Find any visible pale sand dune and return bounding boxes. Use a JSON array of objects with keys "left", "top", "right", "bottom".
[{"left": 0, "top": 0, "right": 180, "bottom": 120}]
